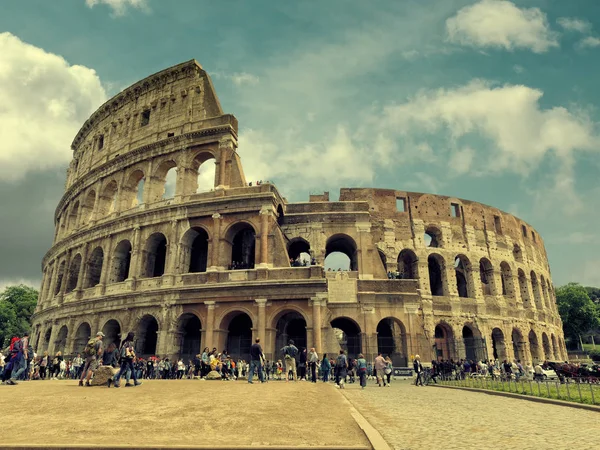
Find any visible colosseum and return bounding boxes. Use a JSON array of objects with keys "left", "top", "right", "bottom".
[{"left": 31, "top": 60, "right": 567, "bottom": 367}]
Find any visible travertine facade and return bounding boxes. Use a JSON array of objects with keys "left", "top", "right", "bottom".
[{"left": 31, "top": 60, "right": 567, "bottom": 366}]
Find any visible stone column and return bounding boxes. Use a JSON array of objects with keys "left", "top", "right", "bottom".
[
  {"left": 129, "top": 226, "right": 142, "bottom": 279},
  {"left": 257, "top": 207, "right": 272, "bottom": 268},
  {"left": 256, "top": 299, "right": 267, "bottom": 344},
  {"left": 75, "top": 243, "right": 89, "bottom": 292},
  {"left": 311, "top": 298, "right": 323, "bottom": 352},
  {"left": 58, "top": 251, "right": 72, "bottom": 302},
  {"left": 204, "top": 301, "right": 216, "bottom": 349},
  {"left": 98, "top": 234, "right": 113, "bottom": 295},
  {"left": 208, "top": 213, "right": 222, "bottom": 271},
  {"left": 216, "top": 138, "right": 233, "bottom": 189},
  {"left": 355, "top": 221, "right": 372, "bottom": 279}
]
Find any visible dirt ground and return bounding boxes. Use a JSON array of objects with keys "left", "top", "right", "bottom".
[{"left": 0, "top": 379, "right": 370, "bottom": 449}]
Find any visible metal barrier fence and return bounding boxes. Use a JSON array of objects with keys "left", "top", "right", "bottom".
[{"left": 437, "top": 375, "right": 600, "bottom": 406}]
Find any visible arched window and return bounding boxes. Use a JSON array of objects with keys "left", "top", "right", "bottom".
[
  {"left": 149, "top": 160, "right": 177, "bottom": 203},
  {"left": 397, "top": 249, "right": 418, "bottom": 279},
  {"left": 427, "top": 254, "right": 446, "bottom": 296},
  {"left": 54, "top": 261, "right": 66, "bottom": 295},
  {"left": 181, "top": 227, "right": 209, "bottom": 273},
  {"left": 491, "top": 328, "right": 507, "bottom": 360},
  {"left": 424, "top": 226, "right": 442, "bottom": 248},
  {"left": 500, "top": 262, "right": 514, "bottom": 297},
  {"left": 84, "top": 247, "right": 104, "bottom": 288},
  {"left": 479, "top": 258, "right": 495, "bottom": 296},
  {"left": 121, "top": 169, "right": 145, "bottom": 210},
  {"left": 228, "top": 224, "right": 256, "bottom": 269},
  {"left": 192, "top": 152, "right": 216, "bottom": 193},
  {"left": 288, "top": 238, "right": 311, "bottom": 267},
  {"left": 513, "top": 244, "right": 523, "bottom": 262},
  {"left": 518, "top": 269, "right": 530, "bottom": 307},
  {"left": 512, "top": 328, "right": 525, "bottom": 360},
  {"left": 325, "top": 234, "right": 358, "bottom": 271},
  {"left": 65, "top": 254, "right": 82, "bottom": 293},
  {"left": 80, "top": 190, "right": 96, "bottom": 223},
  {"left": 454, "top": 255, "right": 473, "bottom": 298},
  {"left": 528, "top": 330, "right": 541, "bottom": 361},
  {"left": 67, "top": 201, "right": 80, "bottom": 230},
  {"left": 98, "top": 180, "right": 118, "bottom": 216},
  {"left": 163, "top": 167, "right": 177, "bottom": 199},
  {"left": 110, "top": 240, "right": 132, "bottom": 283},
  {"left": 144, "top": 233, "right": 168, "bottom": 277},
  {"left": 530, "top": 271, "right": 543, "bottom": 309}
]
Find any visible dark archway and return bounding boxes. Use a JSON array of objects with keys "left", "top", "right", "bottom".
[
  {"left": 454, "top": 255, "right": 472, "bottom": 298},
  {"left": 44, "top": 328, "right": 52, "bottom": 352},
  {"left": 275, "top": 312, "right": 307, "bottom": 357},
  {"left": 136, "top": 315, "right": 159, "bottom": 356},
  {"left": 102, "top": 319, "right": 121, "bottom": 348},
  {"left": 84, "top": 247, "right": 104, "bottom": 288},
  {"left": 178, "top": 314, "right": 202, "bottom": 362},
  {"left": 434, "top": 323, "right": 454, "bottom": 361},
  {"left": 462, "top": 325, "right": 485, "bottom": 361},
  {"left": 424, "top": 226, "right": 442, "bottom": 248},
  {"left": 66, "top": 254, "right": 82, "bottom": 293},
  {"left": 529, "top": 330, "right": 541, "bottom": 362},
  {"left": 542, "top": 332, "right": 551, "bottom": 361},
  {"left": 230, "top": 225, "right": 256, "bottom": 269},
  {"left": 518, "top": 269, "right": 530, "bottom": 307},
  {"left": 226, "top": 313, "right": 253, "bottom": 360},
  {"left": 54, "top": 261, "right": 66, "bottom": 295},
  {"left": 144, "top": 233, "right": 167, "bottom": 277},
  {"left": 111, "top": 240, "right": 132, "bottom": 283},
  {"left": 397, "top": 249, "right": 418, "bottom": 279},
  {"left": 325, "top": 234, "right": 358, "bottom": 271},
  {"left": 377, "top": 318, "right": 408, "bottom": 366},
  {"left": 330, "top": 317, "right": 362, "bottom": 358},
  {"left": 479, "top": 258, "right": 495, "bottom": 296},
  {"left": 277, "top": 204, "right": 284, "bottom": 227},
  {"left": 512, "top": 328, "right": 525, "bottom": 361},
  {"left": 288, "top": 238, "right": 310, "bottom": 265},
  {"left": 55, "top": 326, "right": 68, "bottom": 353},
  {"left": 500, "top": 262, "right": 513, "bottom": 297},
  {"left": 491, "top": 328, "right": 507, "bottom": 360},
  {"left": 428, "top": 254, "right": 445, "bottom": 296},
  {"left": 73, "top": 322, "right": 91, "bottom": 355},
  {"left": 182, "top": 227, "right": 209, "bottom": 273}
]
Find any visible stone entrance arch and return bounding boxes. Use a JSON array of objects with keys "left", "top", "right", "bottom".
[
  {"left": 330, "top": 317, "right": 362, "bottom": 358},
  {"left": 376, "top": 317, "right": 408, "bottom": 366},
  {"left": 512, "top": 328, "right": 526, "bottom": 361},
  {"left": 220, "top": 312, "right": 253, "bottom": 360},
  {"left": 462, "top": 324, "right": 486, "bottom": 361},
  {"left": 542, "top": 333, "right": 551, "bottom": 361},
  {"left": 73, "top": 322, "right": 91, "bottom": 355},
  {"left": 181, "top": 227, "right": 209, "bottom": 273},
  {"left": 55, "top": 325, "right": 68, "bottom": 354},
  {"left": 275, "top": 311, "right": 307, "bottom": 358},
  {"left": 491, "top": 328, "right": 507, "bottom": 360},
  {"left": 102, "top": 319, "right": 121, "bottom": 348},
  {"left": 177, "top": 313, "right": 202, "bottom": 362},
  {"left": 136, "top": 315, "right": 159, "bottom": 356},
  {"left": 528, "top": 330, "right": 541, "bottom": 362},
  {"left": 226, "top": 223, "right": 256, "bottom": 269},
  {"left": 325, "top": 234, "right": 358, "bottom": 271},
  {"left": 434, "top": 323, "right": 455, "bottom": 361}
]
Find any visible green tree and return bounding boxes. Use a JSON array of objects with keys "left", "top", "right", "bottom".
[
  {"left": 585, "top": 286, "right": 600, "bottom": 304},
  {"left": 0, "top": 285, "right": 38, "bottom": 348},
  {"left": 556, "top": 283, "right": 600, "bottom": 344}
]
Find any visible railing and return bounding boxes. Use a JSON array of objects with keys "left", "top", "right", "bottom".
[{"left": 437, "top": 375, "right": 600, "bottom": 406}]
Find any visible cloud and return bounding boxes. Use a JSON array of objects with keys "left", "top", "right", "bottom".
[
  {"left": 557, "top": 17, "right": 592, "bottom": 34},
  {"left": 448, "top": 146, "right": 475, "bottom": 175},
  {"left": 578, "top": 36, "right": 600, "bottom": 49},
  {"left": 0, "top": 32, "right": 107, "bottom": 182},
  {"left": 555, "top": 232, "right": 596, "bottom": 245},
  {"left": 85, "top": 0, "right": 148, "bottom": 16},
  {"left": 446, "top": 0, "right": 559, "bottom": 53},
  {"left": 0, "top": 278, "right": 40, "bottom": 293},
  {"left": 230, "top": 73, "right": 259, "bottom": 87}
]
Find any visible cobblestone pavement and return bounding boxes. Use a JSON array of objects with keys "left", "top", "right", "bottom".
[{"left": 341, "top": 379, "right": 599, "bottom": 450}]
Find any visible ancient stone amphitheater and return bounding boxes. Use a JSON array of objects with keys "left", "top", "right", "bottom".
[{"left": 31, "top": 60, "right": 566, "bottom": 366}]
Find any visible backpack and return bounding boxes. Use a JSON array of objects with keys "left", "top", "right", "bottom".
[
  {"left": 84, "top": 338, "right": 97, "bottom": 357},
  {"left": 9, "top": 337, "right": 22, "bottom": 354},
  {"left": 284, "top": 345, "right": 298, "bottom": 359},
  {"left": 336, "top": 355, "right": 347, "bottom": 368}
]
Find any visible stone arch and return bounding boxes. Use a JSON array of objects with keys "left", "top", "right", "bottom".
[
  {"left": 551, "top": 334, "right": 559, "bottom": 360},
  {"left": 191, "top": 151, "right": 217, "bottom": 193},
  {"left": 376, "top": 317, "right": 408, "bottom": 366},
  {"left": 275, "top": 311, "right": 308, "bottom": 357},
  {"left": 144, "top": 232, "right": 168, "bottom": 277},
  {"left": 424, "top": 225, "right": 442, "bottom": 248},
  {"left": 219, "top": 310, "right": 254, "bottom": 360},
  {"left": 541, "top": 332, "right": 551, "bottom": 361},
  {"left": 66, "top": 253, "right": 82, "bottom": 293},
  {"left": 54, "top": 260, "right": 66, "bottom": 296},
  {"left": 110, "top": 240, "right": 132, "bottom": 283},
  {"left": 528, "top": 329, "right": 541, "bottom": 362},
  {"left": 427, "top": 253, "right": 447, "bottom": 296},
  {"left": 73, "top": 322, "right": 91, "bottom": 355},
  {"left": 121, "top": 169, "right": 145, "bottom": 210},
  {"left": 102, "top": 319, "right": 122, "bottom": 348},
  {"left": 136, "top": 314, "right": 159, "bottom": 356},
  {"left": 462, "top": 323, "right": 485, "bottom": 361},
  {"left": 434, "top": 322, "right": 455, "bottom": 361},
  {"left": 491, "top": 327, "right": 508, "bottom": 360},
  {"left": 530, "top": 271, "right": 543, "bottom": 309},
  {"left": 540, "top": 274, "right": 550, "bottom": 309},
  {"left": 84, "top": 246, "right": 104, "bottom": 288},
  {"left": 546, "top": 279, "right": 554, "bottom": 309},
  {"left": 512, "top": 328, "right": 526, "bottom": 361},
  {"left": 181, "top": 227, "right": 209, "bottom": 273},
  {"left": 98, "top": 179, "right": 118, "bottom": 216},
  {"left": 43, "top": 327, "right": 53, "bottom": 352},
  {"left": 454, "top": 254, "right": 473, "bottom": 298},
  {"left": 55, "top": 325, "right": 68, "bottom": 353},
  {"left": 397, "top": 249, "right": 418, "bottom": 279},
  {"left": 224, "top": 221, "right": 257, "bottom": 269},
  {"left": 80, "top": 190, "right": 96, "bottom": 223},
  {"left": 67, "top": 200, "right": 80, "bottom": 230},
  {"left": 176, "top": 313, "right": 202, "bottom": 361},
  {"left": 329, "top": 316, "right": 362, "bottom": 358},
  {"left": 513, "top": 244, "right": 523, "bottom": 262},
  {"left": 325, "top": 234, "right": 358, "bottom": 271},
  {"left": 287, "top": 237, "right": 311, "bottom": 265},
  {"left": 517, "top": 269, "right": 531, "bottom": 307},
  {"left": 479, "top": 257, "right": 496, "bottom": 296},
  {"left": 500, "top": 262, "right": 515, "bottom": 297}
]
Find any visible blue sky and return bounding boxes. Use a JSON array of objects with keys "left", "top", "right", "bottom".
[{"left": 0, "top": 0, "right": 599, "bottom": 289}]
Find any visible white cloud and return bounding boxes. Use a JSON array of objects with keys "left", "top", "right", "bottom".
[
  {"left": 513, "top": 64, "right": 524, "bottom": 73},
  {"left": 85, "top": 0, "right": 148, "bottom": 16},
  {"left": 230, "top": 73, "right": 259, "bottom": 87},
  {"left": 0, "top": 278, "right": 40, "bottom": 292},
  {"left": 0, "top": 33, "right": 107, "bottom": 182},
  {"left": 578, "top": 36, "right": 600, "bottom": 48},
  {"left": 555, "top": 232, "right": 596, "bottom": 245},
  {"left": 557, "top": 17, "right": 592, "bottom": 34},
  {"left": 446, "top": 0, "right": 559, "bottom": 53},
  {"left": 448, "top": 146, "right": 475, "bottom": 175}
]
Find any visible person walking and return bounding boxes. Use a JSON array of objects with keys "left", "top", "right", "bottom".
[
  {"left": 80, "top": 332, "right": 104, "bottom": 387},
  {"left": 413, "top": 355, "right": 424, "bottom": 386},
  {"left": 248, "top": 338, "right": 264, "bottom": 383},
  {"left": 281, "top": 339, "right": 298, "bottom": 382},
  {"left": 384, "top": 355, "right": 393, "bottom": 386},
  {"left": 335, "top": 350, "right": 348, "bottom": 389},
  {"left": 320, "top": 354, "right": 331, "bottom": 382},
  {"left": 374, "top": 352, "right": 387, "bottom": 387},
  {"left": 307, "top": 347, "right": 319, "bottom": 383},
  {"left": 357, "top": 353, "right": 367, "bottom": 389},
  {"left": 113, "top": 332, "right": 142, "bottom": 388}
]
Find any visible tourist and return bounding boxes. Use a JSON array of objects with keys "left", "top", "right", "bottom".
[
  {"left": 299, "top": 348, "right": 307, "bottom": 380},
  {"left": 51, "top": 351, "right": 63, "bottom": 380},
  {"left": 80, "top": 332, "right": 104, "bottom": 387},
  {"left": 320, "top": 354, "right": 331, "bottom": 382},
  {"left": 374, "top": 352, "right": 387, "bottom": 387},
  {"left": 248, "top": 338, "right": 264, "bottom": 383},
  {"left": 384, "top": 355, "right": 393, "bottom": 385},
  {"left": 177, "top": 359, "right": 185, "bottom": 379},
  {"left": 335, "top": 350, "right": 348, "bottom": 389},
  {"left": 357, "top": 353, "right": 367, "bottom": 389},
  {"left": 276, "top": 360, "right": 283, "bottom": 379},
  {"left": 281, "top": 339, "right": 298, "bottom": 382},
  {"left": 413, "top": 355, "right": 423, "bottom": 386},
  {"left": 308, "top": 347, "right": 319, "bottom": 383},
  {"left": 113, "top": 332, "right": 142, "bottom": 388}
]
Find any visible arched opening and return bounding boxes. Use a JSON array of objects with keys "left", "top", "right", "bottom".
[
  {"left": 542, "top": 333, "right": 551, "bottom": 361},
  {"left": 102, "top": 320, "right": 121, "bottom": 348},
  {"left": 277, "top": 205, "right": 284, "bottom": 227},
  {"left": 376, "top": 318, "right": 408, "bottom": 366},
  {"left": 454, "top": 255, "right": 472, "bottom": 298},
  {"left": 80, "top": 190, "right": 96, "bottom": 223},
  {"left": 462, "top": 325, "right": 485, "bottom": 361},
  {"left": 228, "top": 224, "right": 256, "bottom": 269},
  {"left": 479, "top": 258, "right": 495, "bottom": 296},
  {"left": 181, "top": 227, "right": 209, "bottom": 273},
  {"left": 44, "top": 327, "right": 52, "bottom": 352},
  {"left": 518, "top": 269, "right": 530, "bottom": 307},
  {"left": 500, "top": 262, "right": 514, "bottom": 297},
  {"left": 121, "top": 169, "right": 145, "bottom": 210},
  {"left": 434, "top": 323, "right": 454, "bottom": 361},
  {"left": 513, "top": 244, "right": 523, "bottom": 262},
  {"left": 287, "top": 238, "right": 311, "bottom": 266},
  {"left": 68, "top": 201, "right": 79, "bottom": 230},
  {"left": 428, "top": 254, "right": 445, "bottom": 296},
  {"left": 224, "top": 313, "right": 253, "bottom": 360},
  {"left": 66, "top": 254, "right": 82, "bottom": 293},
  {"left": 551, "top": 334, "right": 559, "bottom": 360},
  {"left": 275, "top": 312, "right": 307, "bottom": 358},
  {"left": 529, "top": 330, "right": 541, "bottom": 362},
  {"left": 54, "top": 261, "right": 66, "bottom": 295},
  {"left": 73, "top": 322, "right": 91, "bottom": 355},
  {"left": 330, "top": 317, "right": 362, "bottom": 358},
  {"left": 136, "top": 315, "right": 159, "bottom": 356},
  {"left": 325, "top": 234, "right": 358, "bottom": 271},
  {"left": 84, "top": 247, "right": 104, "bottom": 288},
  {"left": 110, "top": 240, "right": 132, "bottom": 283},
  {"left": 177, "top": 314, "right": 202, "bottom": 361},
  {"left": 55, "top": 326, "right": 68, "bottom": 353},
  {"left": 424, "top": 226, "right": 442, "bottom": 248},
  {"left": 192, "top": 152, "right": 216, "bottom": 193},
  {"left": 378, "top": 250, "right": 387, "bottom": 272},
  {"left": 530, "top": 271, "right": 542, "bottom": 309},
  {"left": 98, "top": 180, "right": 118, "bottom": 216},
  {"left": 491, "top": 328, "right": 507, "bottom": 360},
  {"left": 540, "top": 275, "right": 549, "bottom": 309},
  {"left": 397, "top": 249, "right": 418, "bottom": 279},
  {"left": 144, "top": 233, "right": 168, "bottom": 277},
  {"left": 512, "top": 328, "right": 525, "bottom": 361}
]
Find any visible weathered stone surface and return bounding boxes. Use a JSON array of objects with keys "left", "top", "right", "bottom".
[
  {"left": 205, "top": 370, "right": 222, "bottom": 380},
  {"left": 90, "top": 365, "right": 118, "bottom": 386}
]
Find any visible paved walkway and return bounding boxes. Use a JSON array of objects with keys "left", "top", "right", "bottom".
[{"left": 341, "top": 379, "right": 600, "bottom": 450}]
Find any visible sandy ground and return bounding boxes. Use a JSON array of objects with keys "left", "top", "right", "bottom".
[{"left": 0, "top": 379, "right": 370, "bottom": 449}]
